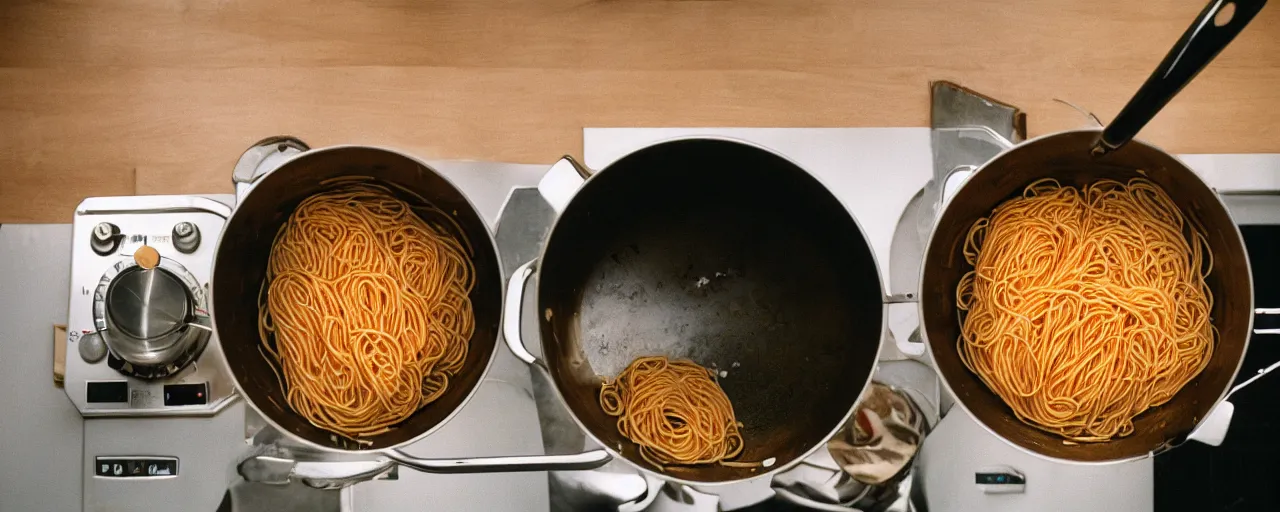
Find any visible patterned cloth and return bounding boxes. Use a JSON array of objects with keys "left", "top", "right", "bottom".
[
  {"left": 773, "top": 381, "right": 925, "bottom": 510},
  {"left": 829, "top": 382, "right": 924, "bottom": 485}
]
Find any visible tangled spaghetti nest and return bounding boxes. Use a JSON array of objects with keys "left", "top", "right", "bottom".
[
  {"left": 599, "top": 356, "right": 758, "bottom": 470},
  {"left": 957, "top": 178, "right": 1215, "bottom": 442},
  {"left": 258, "top": 182, "right": 475, "bottom": 440}
]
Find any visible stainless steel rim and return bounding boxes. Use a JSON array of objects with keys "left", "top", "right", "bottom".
[
  {"left": 210, "top": 144, "right": 504, "bottom": 455},
  {"left": 530, "top": 136, "right": 888, "bottom": 484},
  {"left": 916, "top": 128, "right": 1256, "bottom": 464}
]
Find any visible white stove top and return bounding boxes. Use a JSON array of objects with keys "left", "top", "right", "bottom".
[{"left": 3, "top": 130, "right": 1278, "bottom": 512}]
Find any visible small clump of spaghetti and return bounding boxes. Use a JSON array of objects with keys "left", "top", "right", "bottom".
[
  {"left": 599, "top": 356, "right": 760, "bottom": 470},
  {"left": 258, "top": 182, "right": 475, "bottom": 440},
  {"left": 957, "top": 178, "right": 1215, "bottom": 442}
]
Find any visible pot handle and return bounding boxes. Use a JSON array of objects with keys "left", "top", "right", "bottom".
[
  {"left": 240, "top": 450, "right": 612, "bottom": 488},
  {"left": 498, "top": 259, "right": 619, "bottom": 472},
  {"left": 238, "top": 455, "right": 398, "bottom": 489},
  {"left": 504, "top": 259, "right": 543, "bottom": 366},
  {"left": 931, "top": 126, "right": 1016, "bottom": 208},
  {"left": 230, "top": 136, "right": 310, "bottom": 202},
  {"left": 538, "top": 155, "right": 593, "bottom": 214},
  {"left": 1094, "top": 0, "right": 1267, "bottom": 155},
  {"left": 383, "top": 448, "right": 611, "bottom": 475},
  {"left": 1184, "top": 307, "right": 1280, "bottom": 446}
]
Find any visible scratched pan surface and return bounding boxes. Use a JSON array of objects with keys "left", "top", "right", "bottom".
[{"left": 535, "top": 139, "right": 884, "bottom": 483}]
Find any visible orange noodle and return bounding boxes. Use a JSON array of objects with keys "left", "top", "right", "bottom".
[
  {"left": 257, "top": 182, "right": 475, "bottom": 439},
  {"left": 956, "top": 178, "right": 1215, "bottom": 442},
  {"left": 599, "top": 356, "right": 759, "bottom": 469}
]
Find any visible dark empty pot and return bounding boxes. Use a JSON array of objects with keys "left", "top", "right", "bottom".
[{"left": 505, "top": 138, "right": 890, "bottom": 485}]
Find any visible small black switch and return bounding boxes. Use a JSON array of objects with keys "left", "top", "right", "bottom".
[
  {"left": 145, "top": 459, "right": 177, "bottom": 476},
  {"left": 976, "top": 472, "right": 1025, "bottom": 485},
  {"left": 86, "top": 381, "right": 129, "bottom": 403},
  {"left": 95, "top": 460, "right": 118, "bottom": 476},
  {"left": 163, "top": 382, "right": 208, "bottom": 406}
]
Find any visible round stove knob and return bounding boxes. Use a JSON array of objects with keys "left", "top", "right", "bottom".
[
  {"left": 93, "top": 255, "right": 211, "bottom": 379},
  {"left": 90, "top": 222, "right": 121, "bottom": 255},
  {"left": 172, "top": 222, "right": 201, "bottom": 254},
  {"left": 109, "top": 267, "right": 188, "bottom": 340},
  {"left": 78, "top": 332, "right": 107, "bottom": 363}
]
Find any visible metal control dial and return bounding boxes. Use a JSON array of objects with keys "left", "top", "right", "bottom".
[
  {"left": 172, "top": 222, "right": 201, "bottom": 254},
  {"left": 90, "top": 222, "right": 121, "bottom": 255},
  {"left": 92, "top": 252, "right": 211, "bottom": 379},
  {"left": 78, "top": 331, "right": 108, "bottom": 363}
]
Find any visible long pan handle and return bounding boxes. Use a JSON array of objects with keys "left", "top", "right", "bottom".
[
  {"left": 384, "top": 449, "right": 611, "bottom": 475},
  {"left": 1094, "top": 0, "right": 1266, "bottom": 155},
  {"left": 241, "top": 450, "right": 612, "bottom": 488}
]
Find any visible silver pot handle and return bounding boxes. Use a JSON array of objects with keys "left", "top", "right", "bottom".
[
  {"left": 238, "top": 455, "right": 397, "bottom": 489},
  {"left": 294, "top": 459, "right": 397, "bottom": 489},
  {"left": 504, "top": 259, "right": 542, "bottom": 366},
  {"left": 538, "top": 155, "right": 593, "bottom": 214},
  {"left": 231, "top": 136, "right": 310, "bottom": 202},
  {"left": 241, "top": 449, "right": 611, "bottom": 489},
  {"left": 1184, "top": 307, "right": 1280, "bottom": 447},
  {"left": 932, "top": 126, "right": 1017, "bottom": 208},
  {"left": 500, "top": 259, "right": 618, "bottom": 472},
  {"left": 384, "top": 449, "right": 610, "bottom": 474}
]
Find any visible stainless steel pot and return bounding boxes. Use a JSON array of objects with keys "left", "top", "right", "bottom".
[
  {"left": 504, "top": 137, "right": 897, "bottom": 485},
  {"left": 213, "top": 142, "right": 609, "bottom": 487},
  {"left": 917, "top": 0, "right": 1278, "bottom": 463}
]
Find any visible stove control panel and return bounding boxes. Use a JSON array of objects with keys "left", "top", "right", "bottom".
[
  {"left": 94, "top": 456, "right": 178, "bottom": 478},
  {"left": 65, "top": 195, "right": 239, "bottom": 417}
]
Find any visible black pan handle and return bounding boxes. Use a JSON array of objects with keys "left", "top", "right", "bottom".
[{"left": 1094, "top": 0, "right": 1267, "bottom": 155}]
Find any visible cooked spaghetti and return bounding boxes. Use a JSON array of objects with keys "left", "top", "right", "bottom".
[
  {"left": 957, "top": 178, "right": 1215, "bottom": 442},
  {"left": 258, "top": 182, "right": 475, "bottom": 439},
  {"left": 599, "top": 356, "right": 758, "bottom": 469}
]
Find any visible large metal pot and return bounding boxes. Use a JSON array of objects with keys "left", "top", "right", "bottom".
[
  {"left": 919, "top": 0, "right": 1275, "bottom": 463},
  {"left": 504, "top": 138, "right": 892, "bottom": 484},
  {"left": 213, "top": 143, "right": 608, "bottom": 484}
]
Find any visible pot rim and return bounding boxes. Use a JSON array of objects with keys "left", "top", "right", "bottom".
[
  {"left": 916, "top": 128, "right": 1255, "bottom": 464},
  {"left": 531, "top": 135, "right": 889, "bottom": 485},
  {"left": 210, "top": 144, "right": 504, "bottom": 455}
]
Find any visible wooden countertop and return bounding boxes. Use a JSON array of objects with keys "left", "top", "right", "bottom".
[{"left": 3, "top": 0, "right": 1278, "bottom": 223}]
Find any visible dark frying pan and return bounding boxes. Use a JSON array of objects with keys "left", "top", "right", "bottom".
[
  {"left": 920, "top": 0, "right": 1274, "bottom": 463},
  {"left": 505, "top": 138, "right": 888, "bottom": 484}
]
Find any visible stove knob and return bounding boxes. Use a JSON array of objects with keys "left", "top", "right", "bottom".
[
  {"left": 172, "top": 222, "right": 201, "bottom": 254},
  {"left": 79, "top": 332, "right": 107, "bottom": 363},
  {"left": 90, "top": 223, "right": 121, "bottom": 256}
]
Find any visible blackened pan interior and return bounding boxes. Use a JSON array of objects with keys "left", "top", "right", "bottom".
[
  {"left": 212, "top": 146, "right": 502, "bottom": 451},
  {"left": 921, "top": 130, "right": 1251, "bottom": 462},
  {"left": 539, "top": 139, "right": 884, "bottom": 482}
]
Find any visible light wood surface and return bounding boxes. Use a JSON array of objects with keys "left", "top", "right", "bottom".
[{"left": 2, "top": 0, "right": 1278, "bottom": 223}]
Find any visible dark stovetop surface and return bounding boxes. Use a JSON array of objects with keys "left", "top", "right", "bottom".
[{"left": 1156, "top": 225, "right": 1280, "bottom": 512}]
